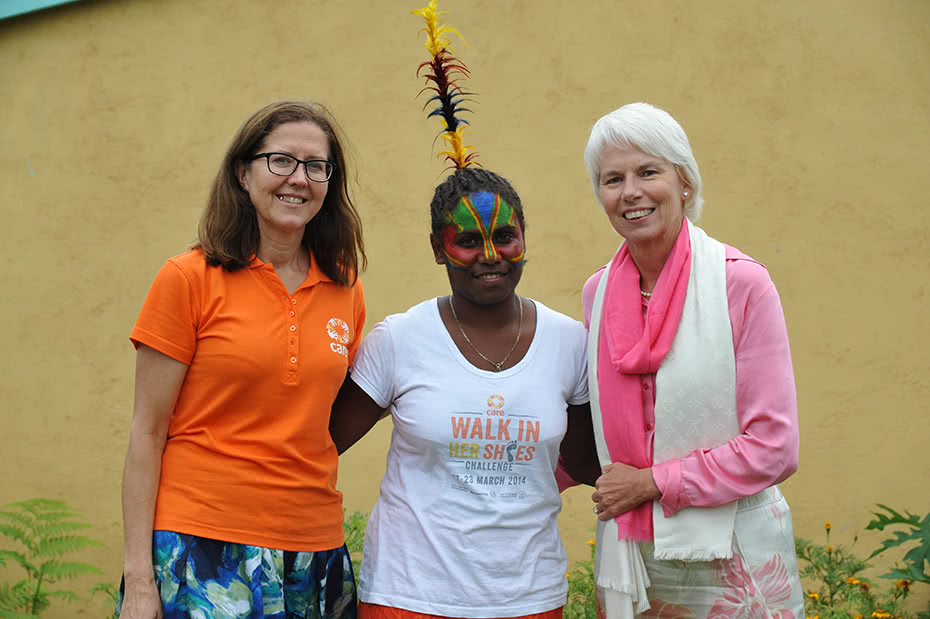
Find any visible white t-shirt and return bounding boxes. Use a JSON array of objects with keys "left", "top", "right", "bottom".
[{"left": 352, "top": 298, "right": 589, "bottom": 618}]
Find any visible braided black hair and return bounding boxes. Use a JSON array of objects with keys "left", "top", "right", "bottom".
[{"left": 429, "top": 168, "right": 526, "bottom": 236}]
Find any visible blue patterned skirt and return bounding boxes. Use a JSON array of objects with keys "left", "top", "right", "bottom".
[{"left": 115, "top": 531, "right": 357, "bottom": 619}]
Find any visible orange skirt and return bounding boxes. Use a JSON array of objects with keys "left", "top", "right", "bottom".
[{"left": 358, "top": 602, "right": 563, "bottom": 619}]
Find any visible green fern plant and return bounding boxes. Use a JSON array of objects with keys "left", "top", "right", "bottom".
[{"left": 0, "top": 498, "right": 104, "bottom": 618}]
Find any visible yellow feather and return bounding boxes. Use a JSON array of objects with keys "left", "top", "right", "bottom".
[
  {"left": 439, "top": 126, "right": 476, "bottom": 168},
  {"left": 413, "top": 0, "right": 464, "bottom": 56},
  {"left": 413, "top": 0, "right": 478, "bottom": 168}
]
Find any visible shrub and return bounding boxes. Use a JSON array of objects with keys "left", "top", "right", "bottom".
[
  {"left": 344, "top": 510, "right": 369, "bottom": 577},
  {"left": 797, "top": 520, "right": 917, "bottom": 619},
  {"left": 564, "top": 538, "right": 596, "bottom": 619},
  {"left": 867, "top": 505, "right": 930, "bottom": 619},
  {"left": 0, "top": 498, "right": 104, "bottom": 619}
]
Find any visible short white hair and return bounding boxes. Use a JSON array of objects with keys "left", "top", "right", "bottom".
[{"left": 584, "top": 102, "right": 704, "bottom": 222}]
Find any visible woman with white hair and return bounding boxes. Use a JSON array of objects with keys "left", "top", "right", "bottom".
[{"left": 567, "top": 102, "right": 805, "bottom": 619}]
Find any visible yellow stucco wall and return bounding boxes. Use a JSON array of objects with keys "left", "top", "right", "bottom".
[{"left": 2, "top": 1, "right": 928, "bottom": 616}]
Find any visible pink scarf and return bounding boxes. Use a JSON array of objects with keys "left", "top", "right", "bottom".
[{"left": 599, "top": 218, "right": 691, "bottom": 541}]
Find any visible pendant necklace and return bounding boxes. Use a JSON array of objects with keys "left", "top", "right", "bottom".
[{"left": 448, "top": 296, "right": 524, "bottom": 372}]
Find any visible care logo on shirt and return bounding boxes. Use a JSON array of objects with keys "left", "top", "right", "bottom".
[{"left": 326, "top": 317, "right": 350, "bottom": 358}]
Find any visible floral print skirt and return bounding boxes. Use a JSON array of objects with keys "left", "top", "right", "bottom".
[
  {"left": 115, "top": 531, "right": 357, "bottom": 619},
  {"left": 598, "top": 486, "right": 805, "bottom": 619}
]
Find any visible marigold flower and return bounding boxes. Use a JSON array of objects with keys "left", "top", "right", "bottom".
[
  {"left": 860, "top": 581, "right": 870, "bottom": 592},
  {"left": 826, "top": 545, "right": 833, "bottom": 552},
  {"left": 854, "top": 615, "right": 863, "bottom": 619},
  {"left": 808, "top": 592, "right": 820, "bottom": 600},
  {"left": 586, "top": 539, "right": 596, "bottom": 547},
  {"left": 872, "top": 610, "right": 892, "bottom": 618},
  {"left": 846, "top": 577, "right": 861, "bottom": 585},
  {"left": 824, "top": 521, "right": 832, "bottom": 531},
  {"left": 895, "top": 579, "right": 911, "bottom": 592}
]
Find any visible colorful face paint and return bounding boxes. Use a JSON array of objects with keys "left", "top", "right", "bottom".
[{"left": 440, "top": 192, "right": 526, "bottom": 269}]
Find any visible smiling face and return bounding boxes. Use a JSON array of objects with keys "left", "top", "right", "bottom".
[
  {"left": 597, "top": 146, "right": 690, "bottom": 254},
  {"left": 432, "top": 191, "right": 526, "bottom": 305},
  {"left": 237, "top": 121, "right": 330, "bottom": 239}
]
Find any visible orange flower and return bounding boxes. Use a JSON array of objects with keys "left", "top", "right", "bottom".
[
  {"left": 895, "top": 579, "right": 911, "bottom": 592},
  {"left": 586, "top": 539, "right": 596, "bottom": 547},
  {"left": 854, "top": 615, "right": 863, "bottom": 619},
  {"left": 807, "top": 592, "right": 820, "bottom": 600},
  {"left": 846, "top": 577, "right": 861, "bottom": 585},
  {"left": 872, "top": 609, "right": 892, "bottom": 619},
  {"left": 860, "top": 581, "right": 870, "bottom": 592},
  {"left": 824, "top": 521, "right": 832, "bottom": 531}
]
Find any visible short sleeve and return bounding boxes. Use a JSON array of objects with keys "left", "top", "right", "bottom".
[
  {"left": 130, "top": 259, "right": 198, "bottom": 364},
  {"left": 346, "top": 278, "right": 366, "bottom": 366},
  {"left": 349, "top": 319, "right": 396, "bottom": 409},
  {"left": 568, "top": 320, "right": 590, "bottom": 406}
]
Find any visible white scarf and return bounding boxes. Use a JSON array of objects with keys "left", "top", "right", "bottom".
[{"left": 588, "top": 220, "right": 740, "bottom": 618}]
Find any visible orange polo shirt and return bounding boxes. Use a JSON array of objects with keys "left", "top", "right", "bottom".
[{"left": 130, "top": 249, "right": 365, "bottom": 551}]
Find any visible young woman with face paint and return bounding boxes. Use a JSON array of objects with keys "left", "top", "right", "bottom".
[{"left": 330, "top": 168, "right": 598, "bottom": 619}]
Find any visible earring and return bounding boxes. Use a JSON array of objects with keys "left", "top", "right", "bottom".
[{"left": 683, "top": 191, "right": 689, "bottom": 197}]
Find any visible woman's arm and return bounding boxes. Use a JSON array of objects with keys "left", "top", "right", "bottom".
[
  {"left": 651, "top": 278, "right": 798, "bottom": 516},
  {"left": 119, "top": 345, "right": 187, "bottom": 619},
  {"left": 558, "top": 403, "right": 601, "bottom": 487},
  {"left": 329, "top": 374, "right": 388, "bottom": 454}
]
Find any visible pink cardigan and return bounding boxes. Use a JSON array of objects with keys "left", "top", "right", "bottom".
[{"left": 572, "top": 246, "right": 799, "bottom": 519}]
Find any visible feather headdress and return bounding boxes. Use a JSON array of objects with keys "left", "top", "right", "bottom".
[{"left": 412, "top": 0, "right": 479, "bottom": 169}]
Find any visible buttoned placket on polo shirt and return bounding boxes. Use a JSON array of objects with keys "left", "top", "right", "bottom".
[{"left": 286, "top": 296, "right": 299, "bottom": 385}]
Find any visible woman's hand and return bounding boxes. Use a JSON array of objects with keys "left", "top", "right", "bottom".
[
  {"left": 591, "top": 462, "right": 661, "bottom": 521},
  {"left": 119, "top": 577, "right": 163, "bottom": 619}
]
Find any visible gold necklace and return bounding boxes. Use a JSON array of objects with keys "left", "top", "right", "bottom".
[{"left": 448, "top": 296, "right": 524, "bottom": 372}]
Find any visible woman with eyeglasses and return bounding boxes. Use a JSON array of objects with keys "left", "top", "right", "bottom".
[{"left": 117, "top": 101, "right": 365, "bottom": 619}]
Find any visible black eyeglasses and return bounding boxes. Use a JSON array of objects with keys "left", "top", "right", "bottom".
[{"left": 250, "top": 152, "right": 335, "bottom": 183}]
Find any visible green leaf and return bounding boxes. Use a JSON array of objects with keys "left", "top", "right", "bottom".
[
  {"left": 866, "top": 504, "right": 930, "bottom": 586},
  {"left": 0, "top": 581, "right": 33, "bottom": 613},
  {"left": 867, "top": 504, "right": 921, "bottom": 532},
  {"left": 0, "top": 523, "right": 35, "bottom": 553},
  {"left": 32, "top": 520, "right": 92, "bottom": 539},
  {"left": 46, "top": 589, "right": 81, "bottom": 602},
  {"left": 39, "top": 559, "right": 103, "bottom": 580},
  {"left": 34, "top": 511, "right": 80, "bottom": 523},
  {"left": 0, "top": 550, "right": 37, "bottom": 576},
  {"left": 33, "top": 535, "right": 103, "bottom": 558},
  {"left": 0, "top": 523, "right": 30, "bottom": 542},
  {"left": 0, "top": 510, "right": 34, "bottom": 529},
  {"left": 8, "top": 499, "right": 70, "bottom": 514},
  {"left": 90, "top": 581, "right": 119, "bottom": 603}
]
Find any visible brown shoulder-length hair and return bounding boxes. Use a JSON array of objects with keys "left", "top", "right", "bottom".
[{"left": 195, "top": 100, "right": 366, "bottom": 286}]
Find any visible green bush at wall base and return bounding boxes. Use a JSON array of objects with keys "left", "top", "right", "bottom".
[{"left": 0, "top": 498, "right": 104, "bottom": 619}]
